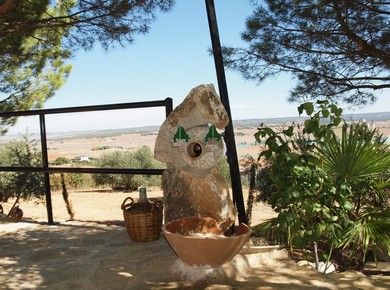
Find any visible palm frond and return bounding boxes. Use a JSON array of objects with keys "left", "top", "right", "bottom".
[
  {"left": 251, "top": 218, "right": 288, "bottom": 245},
  {"left": 316, "top": 123, "right": 390, "bottom": 181},
  {"left": 340, "top": 208, "right": 390, "bottom": 263}
]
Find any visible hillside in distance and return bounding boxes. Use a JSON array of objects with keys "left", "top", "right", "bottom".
[
  {"left": 45, "top": 111, "right": 390, "bottom": 140},
  {"left": 233, "top": 111, "right": 390, "bottom": 128},
  {"left": 2, "top": 111, "right": 388, "bottom": 142},
  {"left": 45, "top": 126, "right": 161, "bottom": 141},
  {"left": 1, "top": 111, "right": 388, "bottom": 161}
]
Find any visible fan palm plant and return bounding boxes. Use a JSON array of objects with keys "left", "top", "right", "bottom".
[{"left": 314, "top": 122, "right": 390, "bottom": 265}]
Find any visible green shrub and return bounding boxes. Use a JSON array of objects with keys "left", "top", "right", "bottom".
[
  {"left": 0, "top": 134, "right": 45, "bottom": 203},
  {"left": 91, "top": 146, "right": 112, "bottom": 151},
  {"left": 50, "top": 172, "right": 94, "bottom": 191},
  {"left": 92, "top": 146, "right": 165, "bottom": 191},
  {"left": 253, "top": 100, "right": 390, "bottom": 269},
  {"left": 53, "top": 157, "right": 70, "bottom": 165}
]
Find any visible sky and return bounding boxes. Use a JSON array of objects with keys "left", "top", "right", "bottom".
[{"left": 7, "top": 0, "right": 390, "bottom": 134}]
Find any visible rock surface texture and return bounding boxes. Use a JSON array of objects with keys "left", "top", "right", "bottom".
[{"left": 154, "top": 84, "right": 237, "bottom": 232}]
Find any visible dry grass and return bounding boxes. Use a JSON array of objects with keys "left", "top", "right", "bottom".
[{"left": 1, "top": 187, "right": 276, "bottom": 227}]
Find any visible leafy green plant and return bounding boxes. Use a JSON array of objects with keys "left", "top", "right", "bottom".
[
  {"left": 92, "top": 146, "right": 165, "bottom": 190},
  {"left": 253, "top": 100, "right": 390, "bottom": 269},
  {"left": 53, "top": 157, "right": 70, "bottom": 166},
  {"left": 0, "top": 134, "right": 45, "bottom": 213},
  {"left": 91, "top": 146, "right": 113, "bottom": 151},
  {"left": 314, "top": 122, "right": 390, "bottom": 266}
]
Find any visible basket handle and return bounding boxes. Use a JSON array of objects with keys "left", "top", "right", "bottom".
[
  {"left": 151, "top": 200, "right": 163, "bottom": 212},
  {"left": 121, "top": 197, "right": 134, "bottom": 210}
]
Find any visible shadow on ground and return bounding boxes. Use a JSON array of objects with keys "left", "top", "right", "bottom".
[{"left": 1, "top": 218, "right": 389, "bottom": 289}]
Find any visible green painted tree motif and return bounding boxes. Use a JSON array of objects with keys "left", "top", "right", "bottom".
[
  {"left": 173, "top": 126, "right": 190, "bottom": 143},
  {"left": 205, "top": 125, "right": 222, "bottom": 142}
]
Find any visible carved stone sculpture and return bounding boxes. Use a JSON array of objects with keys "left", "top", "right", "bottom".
[{"left": 154, "top": 84, "right": 237, "bottom": 232}]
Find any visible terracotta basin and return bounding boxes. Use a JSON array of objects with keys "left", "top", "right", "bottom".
[{"left": 162, "top": 217, "right": 252, "bottom": 268}]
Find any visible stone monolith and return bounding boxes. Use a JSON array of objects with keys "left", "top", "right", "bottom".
[{"left": 154, "top": 84, "right": 237, "bottom": 232}]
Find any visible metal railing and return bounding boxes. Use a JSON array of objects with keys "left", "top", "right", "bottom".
[{"left": 0, "top": 98, "right": 173, "bottom": 224}]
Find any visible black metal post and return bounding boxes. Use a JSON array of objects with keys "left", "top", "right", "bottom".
[
  {"left": 165, "top": 97, "right": 173, "bottom": 117},
  {"left": 39, "top": 114, "right": 54, "bottom": 224},
  {"left": 205, "top": 0, "right": 247, "bottom": 225}
]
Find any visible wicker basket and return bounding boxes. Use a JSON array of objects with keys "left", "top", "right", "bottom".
[{"left": 121, "top": 196, "right": 163, "bottom": 242}]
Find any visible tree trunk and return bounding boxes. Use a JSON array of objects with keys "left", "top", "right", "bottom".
[
  {"left": 245, "top": 164, "right": 257, "bottom": 226},
  {"left": 61, "top": 173, "right": 75, "bottom": 220},
  {"left": 7, "top": 192, "right": 21, "bottom": 217}
]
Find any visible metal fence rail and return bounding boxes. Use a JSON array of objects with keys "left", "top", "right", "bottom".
[{"left": 0, "top": 98, "right": 173, "bottom": 224}]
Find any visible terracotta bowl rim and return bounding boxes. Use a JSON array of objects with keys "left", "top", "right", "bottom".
[{"left": 161, "top": 216, "right": 251, "bottom": 239}]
